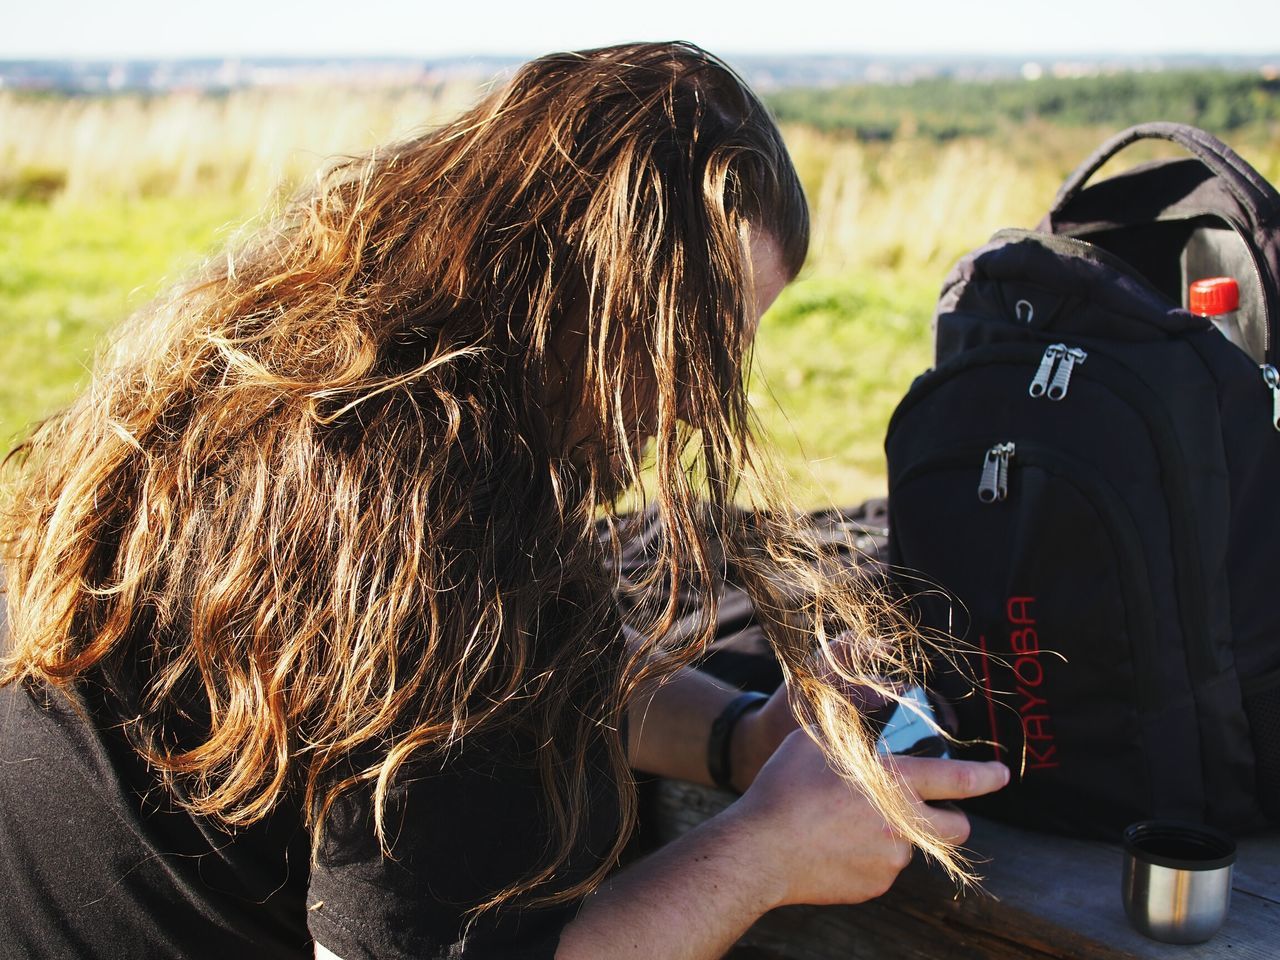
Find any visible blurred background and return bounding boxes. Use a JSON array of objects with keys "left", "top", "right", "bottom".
[{"left": 4, "top": 0, "right": 1279, "bottom": 505}]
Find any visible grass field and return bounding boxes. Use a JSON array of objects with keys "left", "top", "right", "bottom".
[
  {"left": 1, "top": 196, "right": 248, "bottom": 442},
  {"left": 0, "top": 192, "right": 941, "bottom": 506},
  {"left": 3, "top": 87, "right": 1277, "bottom": 506}
]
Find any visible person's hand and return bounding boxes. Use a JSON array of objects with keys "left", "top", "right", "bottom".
[
  {"left": 728, "top": 729, "right": 1009, "bottom": 908},
  {"left": 727, "top": 684, "right": 797, "bottom": 793},
  {"left": 730, "top": 679, "right": 893, "bottom": 793}
]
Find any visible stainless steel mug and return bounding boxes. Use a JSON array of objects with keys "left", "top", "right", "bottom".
[{"left": 1122, "top": 820, "right": 1236, "bottom": 944}]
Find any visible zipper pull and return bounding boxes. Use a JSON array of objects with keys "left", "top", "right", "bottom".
[
  {"left": 1047, "top": 347, "right": 1088, "bottom": 401},
  {"left": 1262, "top": 365, "right": 1280, "bottom": 431},
  {"left": 977, "top": 442, "right": 1016, "bottom": 503},
  {"left": 1028, "top": 344, "right": 1064, "bottom": 398}
]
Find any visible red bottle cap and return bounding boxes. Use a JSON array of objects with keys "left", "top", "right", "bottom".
[{"left": 1189, "top": 277, "right": 1240, "bottom": 316}]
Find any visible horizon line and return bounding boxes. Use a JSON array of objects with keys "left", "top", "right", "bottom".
[{"left": 4, "top": 49, "right": 1280, "bottom": 63}]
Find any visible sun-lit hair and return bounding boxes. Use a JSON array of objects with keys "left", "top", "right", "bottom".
[{"left": 1, "top": 41, "right": 966, "bottom": 913}]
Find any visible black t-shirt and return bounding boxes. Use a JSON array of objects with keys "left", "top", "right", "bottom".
[{"left": 0, "top": 675, "right": 623, "bottom": 959}]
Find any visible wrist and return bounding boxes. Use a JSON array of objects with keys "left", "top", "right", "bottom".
[
  {"left": 709, "top": 803, "right": 790, "bottom": 914},
  {"left": 729, "top": 705, "right": 769, "bottom": 794},
  {"left": 708, "top": 691, "right": 769, "bottom": 793}
]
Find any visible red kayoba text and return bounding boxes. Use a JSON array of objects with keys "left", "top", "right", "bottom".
[{"left": 1006, "top": 596, "right": 1059, "bottom": 770}]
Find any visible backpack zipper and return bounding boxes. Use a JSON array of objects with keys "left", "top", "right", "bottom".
[
  {"left": 1047, "top": 347, "right": 1088, "bottom": 400},
  {"left": 1261, "top": 364, "right": 1280, "bottom": 431},
  {"left": 1026, "top": 344, "right": 1091, "bottom": 401},
  {"left": 977, "top": 443, "right": 1015, "bottom": 502},
  {"left": 1028, "top": 345, "right": 1064, "bottom": 398}
]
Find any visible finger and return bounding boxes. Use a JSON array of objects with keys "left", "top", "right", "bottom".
[
  {"left": 918, "top": 804, "right": 972, "bottom": 845},
  {"left": 849, "top": 682, "right": 894, "bottom": 716},
  {"left": 893, "top": 756, "right": 1010, "bottom": 802}
]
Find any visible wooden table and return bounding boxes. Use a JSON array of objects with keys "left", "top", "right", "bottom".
[{"left": 648, "top": 779, "right": 1280, "bottom": 959}]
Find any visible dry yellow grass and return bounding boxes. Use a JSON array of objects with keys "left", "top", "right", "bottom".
[
  {"left": 788, "top": 121, "right": 1280, "bottom": 279},
  {"left": 0, "top": 85, "right": 482, "bottom": 205},
  {"left": 6, "top": 88, "right": 1278, "bottom": 279},
  {"left": 786, "top": 125, "right": 1064, "bottom": 276},
  {"left": 1, "top": 87, "right": 1117, "bottom": 279}
]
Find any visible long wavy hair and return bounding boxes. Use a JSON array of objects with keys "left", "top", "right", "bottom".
[{"left": 1, "top": 41, "right": 965, "bottom": 912}]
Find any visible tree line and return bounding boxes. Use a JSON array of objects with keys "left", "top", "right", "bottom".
[{"left": 764, "top": 70, "right": 1280, "bottom": 141}]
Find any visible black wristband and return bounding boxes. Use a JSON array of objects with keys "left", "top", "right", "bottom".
[{"left": 707, "top": 691, "right": 769, "bottom": 793}]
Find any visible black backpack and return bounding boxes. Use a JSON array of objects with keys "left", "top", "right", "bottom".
[{"left": 885, "top": 123, "right": 1280, "bottom": 838}]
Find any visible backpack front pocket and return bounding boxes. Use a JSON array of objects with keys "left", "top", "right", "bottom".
[{"left": 891, "top": 442, "right": 1205, "bottom": 836}]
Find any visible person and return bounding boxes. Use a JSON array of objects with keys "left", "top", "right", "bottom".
[{"left": 0, "top": 42, "right": 1008, "bottom": 960}]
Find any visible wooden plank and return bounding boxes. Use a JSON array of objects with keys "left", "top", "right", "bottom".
[
  {"left": 649, "top": 779, "right": 1280, "bottom": 960},
  {"left": 961, "top": 817, "right": 1279, "bottom": 960}
]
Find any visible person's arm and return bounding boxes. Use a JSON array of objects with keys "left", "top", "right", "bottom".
[
  {"left": 625, "top": 662, "right": 789, "bottom": 793},
  {"left": 626, "top": 656, "right": 889, "bottom": 793},
  {"left": 315, "top": 740, "right": 1008, "bottom": 960},
  {"left": 557, "top": 730, "right": 1010, "bottom": 959},
  {"left": 557, "top": 794, "right": 776, "bottom": 959}
]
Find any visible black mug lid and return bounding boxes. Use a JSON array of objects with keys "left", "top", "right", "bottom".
[{"left": 1124, "top": 820, "right": 1237, "bottom": 872}]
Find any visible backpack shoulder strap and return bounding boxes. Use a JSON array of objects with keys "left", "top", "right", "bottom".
[{"left": 1050, "top": 122, "right": 1280, "bottom": 230}]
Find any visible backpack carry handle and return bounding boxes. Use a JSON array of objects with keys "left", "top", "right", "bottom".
[{"left": 1051, "top": 122, "right": 1280, "bottom": 227}]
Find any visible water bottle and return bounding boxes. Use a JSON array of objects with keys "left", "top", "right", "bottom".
[
  {"left": 1190, "top": 276, "right": 1247, "bottom": 353},
  {"left": 875, "top": 686, "right": 948, "bottom": 757}
]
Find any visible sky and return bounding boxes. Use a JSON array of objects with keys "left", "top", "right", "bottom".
[{"left": 5, "top": 0, "right": 1280, "bottom": 60}]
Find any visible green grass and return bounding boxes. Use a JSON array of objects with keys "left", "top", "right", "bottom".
[
  {"left": 0, "top": 196, "right": 252, "bottom": 452},
  {"left": 751, "top": 272, "right": 936, "bottom": 507},
  {"left": 0, "top": 196, "right": 936, "bottom": 506}
]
